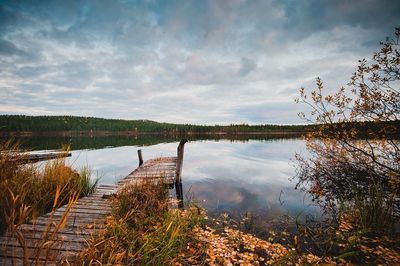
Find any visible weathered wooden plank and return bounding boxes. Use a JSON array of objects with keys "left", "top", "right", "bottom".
[
  {"left": 135, "top": 167, "right": 176, "bottom": 170},
  {"left": 121, "top": 177, "right": 175, "bottom": 183},
  {"left": 136, "top": 165, "right": 176, "bottom": 169},
  {"left": 125, "top": 172, "right": 175, "bottom": 177},
  {"left": 126, "top": 176, "right": 174, "bottom": 181},
  {"left": 97, "top": 184, "right": 118, "bottom": 188},
  {"left": 125, "top": 172, "right": 173, "bottom": 177},
  {"left": 41, "top": 211, "right": 108, "bottom": 218},
  {"left": 67, "top": 201, "right": 110, "bottom": 207},
  {"left": 2, "top": 231, "right": 91, "bottom": 241},
  {"left": 16, "top": 224, "right": 105, "bottom": 234},
  {"left": 127, "top": 169, "right": 175, "bottom": 176},
  {"left": 118, "top": 179, "right": 175, "bottom": 186},
  {"left": 98, "top": 184, "right": 118, "bottom": 187},
  {"left": 27, "top": 218, "right": 105, "bottom": 228},
  {"left": 58, "top": 199, "right": 111, "bottom": 207},
  {"left": 0, "top": 245, "right": 71, "bottom": 261},
  {"left": 59, "top": 205, "right": 110, "bottom": 211},
  {"left": 85, "top": 193, "right": 111, "bottom": 198},
  {"left": 35, "top": 215, "right": 107, "bottom": 224},
  {"left": 0, "top": 238, "right": 86, "bottom": 252},
  {"left": 30, "top": 218, "right": 106, "bottom": 226},
  {"left": 0, "top": 257, "right": 62, "bottom": 266},
  {"left": 0, "top": 234, "right": 87, "bottom": 244},
  {"left": 130, "top": 171, "right": 175, "bottom": 175},
  {"left": 94, "top": 187, "right": 118, "bottom": 191},
  {"left": 51, "top": 208, "right": 111, "bottom": 215},
  {"left": 131, "top": 170, "right": 175, "bottom": 173},
  {"left": 71, "top": 198, "right": 109, "bottom": 203},
  {"left": 146, "top": 156, "right": 177, "bottom": 162},
  {"left": 0, "top": 257, "right": 61, "bottom": 266},
  {"left": 96, "top": 186, "right": 118, "bottom": 189},
  {"left": 123, "top": 175, "right": 174, "bottom": 180},
  {"left": 93, "top": 189, "right": 117, "bottom": 194}
]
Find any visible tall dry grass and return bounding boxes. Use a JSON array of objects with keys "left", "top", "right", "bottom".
[
  {"left": 3, "top": 185, "right": 79, "bottom": 265},
  {"left": 79, "top": 180, "right": 206, "bottom": 265},
  {"left": 0, "top": 140, "right": 99, "bottom": 233}
]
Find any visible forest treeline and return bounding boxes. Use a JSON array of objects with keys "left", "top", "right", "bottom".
[
  {"left": 0, "top": 115, "right": 310, "bottom": 134},
  {"left": 1, "top": 115, "right": 398, "bottom": 136}
]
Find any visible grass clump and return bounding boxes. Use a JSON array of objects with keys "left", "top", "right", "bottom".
[
  {"left": 79, "top": 181, "right": 206, "bottom": 265},
  {"left": 78, "top": 166, "right": 99, "bottom": 196},
  {"left": 0, "top": 140, "right": 99, "bottom": 233}
]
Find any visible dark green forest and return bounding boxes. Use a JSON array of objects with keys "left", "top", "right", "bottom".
[
  {"left": 0, "top": 115, "right": 309, "bottom": 135},
  {"left": 1, "top": 115, "right": 398, "bottom": 137}
]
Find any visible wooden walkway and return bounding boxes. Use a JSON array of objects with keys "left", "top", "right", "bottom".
[
  {"left": 0, "top": 140, "right": 187, "bottom": 265},
  {"left": 119, "top": 157, "right": 177, "bottom": 186},
  {"left": 2, "top": 152, "right": 72, "bottom": 164}
]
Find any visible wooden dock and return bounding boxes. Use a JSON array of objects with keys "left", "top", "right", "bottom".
[
  {"left": 1, "top": 152, "right": 72, "bottom": 164},
  {"left": 0, "top": 140, "right": 187, "bottom": 265}
]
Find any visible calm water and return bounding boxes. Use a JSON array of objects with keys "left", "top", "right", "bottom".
[{"left": 17, "top": 136, "right": 322, "bottom": 233}]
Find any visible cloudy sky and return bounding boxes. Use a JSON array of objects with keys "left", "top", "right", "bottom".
[{"left": 0, "top": 0, "right": 399, "bottom": 124}]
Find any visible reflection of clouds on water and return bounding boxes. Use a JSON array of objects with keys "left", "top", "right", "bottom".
[
  {"left": 179, "top": 139, "right": 320, "bottom": 223},
  {"left": 185, "top": 177, "right": 318, "bottom": 223},
  {"left": 183, "top": 139, "right": 305, "bottom": 184},
  {"left": 61, "top": 138, "right": 321, "bottom": 224}
]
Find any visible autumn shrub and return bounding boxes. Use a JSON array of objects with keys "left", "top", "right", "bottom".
[{"left": 293, "top": 28, "right": 400, "bottom": 264}]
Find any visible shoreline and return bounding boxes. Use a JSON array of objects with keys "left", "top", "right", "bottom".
[{"left": 1, "top": 130, "right": 307, "bottom": 137}]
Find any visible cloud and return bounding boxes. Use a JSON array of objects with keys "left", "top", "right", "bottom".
[
  {"left": 0, "top": 0, "right": 399, "bottom": 124},
  {"left": 239, "top": 57, "right": 256, "bottom": 76},
  {"left": 0, "top": 39, "right": 25, "bottom": 56},
  {"left": 282, "top": 0, "right": 400, "bottom": 37}
]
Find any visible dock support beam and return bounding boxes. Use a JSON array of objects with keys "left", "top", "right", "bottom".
[
  {"left": 175, "top": 139, "right": 187, "bottom": 209},
  {"left": 175, "top": 139, "right": 188, "bottom": 184},
  {"left": 137, "top": 149, "right": 143, "bottom": 166}
]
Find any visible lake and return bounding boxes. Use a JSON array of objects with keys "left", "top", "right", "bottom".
[{"left": 14, "top": 135, "right": 323, "bottom": 235}]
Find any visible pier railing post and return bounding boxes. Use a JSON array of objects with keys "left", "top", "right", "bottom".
[
  {"left": 137, "top": 149, "right": 143, "bottom": 166},
  {"left": 175, "top": 139, "right": 188, "bottom": 184}
]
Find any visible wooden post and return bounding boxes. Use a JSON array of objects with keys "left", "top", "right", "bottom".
[
  {"left": 175, "top": 139, "right": 188, "bottom": 184},
  {"left": 137, "top": 149, "right": 143, "bottom": 166},
  {"left": 175, "top": 182, "right": 184, "bottom": 209}
]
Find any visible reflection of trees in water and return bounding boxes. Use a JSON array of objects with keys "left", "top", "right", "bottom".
[{"left": 7, "top": 133, "right": 303, "bottom": 151}]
